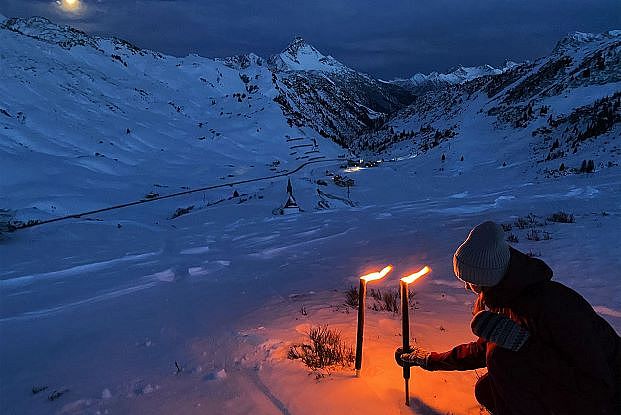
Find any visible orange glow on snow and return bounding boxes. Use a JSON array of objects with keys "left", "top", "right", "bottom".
[
  {"left": 360, "top": 265, "right": 393, "bottom": 282},
  {"left": 401, "top": 266, "right": 431, "bottom": 284}
]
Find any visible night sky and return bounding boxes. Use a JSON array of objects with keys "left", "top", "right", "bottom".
[{"left": 1, "top": 0, "right": 619, "bottom": 79}]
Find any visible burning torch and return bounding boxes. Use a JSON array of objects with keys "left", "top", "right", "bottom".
[
  {"left": 400, "top": 266, "right": 430, "bottom": 406},
  {"left": 355, "top": 265, "right": 393, "bottom": 377}
]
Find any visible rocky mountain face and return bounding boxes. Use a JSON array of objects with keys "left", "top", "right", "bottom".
[
  {"left": 359, "top": 30, "right": 621, "bottom": 176},
  {"left": 212, "top": 36, "right": 419, "bottom": 148},
  {"left": 268, "top": 37, "right": 415, "bottom": 147}
]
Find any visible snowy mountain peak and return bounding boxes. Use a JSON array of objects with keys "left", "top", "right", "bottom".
[
  {"left": 448, "top": 64, "right": 498, "bottom": 79},
  {"left": 268, "top": 36, "right": 346, "bottom": 72},
  {"left": 552, "top": 30, "right": 621, "bottom": 54},
  {"left": 391, "top": 62, "right": 516, "bottom": 93},
  {"left": 503, "top": 60, "right": 519, "bottom": 70},
  {"left": 0, "top": 15, "right": 154, "bottom": 58},
  {"left": 283, "top": 36, "right": 315, "bottom": 56},
  {"left": 1, "top": 16, "right": 100, "bottom": 49}
]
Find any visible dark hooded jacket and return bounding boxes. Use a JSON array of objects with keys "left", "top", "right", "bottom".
[{"left": 426, "top": 248, "right": 621, "bottom": 414}]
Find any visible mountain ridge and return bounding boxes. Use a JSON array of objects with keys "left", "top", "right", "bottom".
[
  {"left": 389, "top": 61, "right": 519, "bottom": 94},
  {"left": 0, "top": 15, "right": 416, "bottom": 149},
  {"left": 357, "top": 29, "right": 620, "bottom": 183},
  {"left": 1, "top": 14, "right": 619, "bottom": 188}
]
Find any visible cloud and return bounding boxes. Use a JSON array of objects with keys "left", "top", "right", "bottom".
[{"left": 1, "top": 0, "right": 619, "bottom": 78}]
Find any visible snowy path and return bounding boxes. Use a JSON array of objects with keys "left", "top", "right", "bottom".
[{"left": 11, "top": 157, "right": 344, "bottom": 231}]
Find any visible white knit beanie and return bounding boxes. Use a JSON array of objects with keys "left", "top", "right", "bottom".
[{"left": 453, "top": 221, "right": 510, "bottom": 287}]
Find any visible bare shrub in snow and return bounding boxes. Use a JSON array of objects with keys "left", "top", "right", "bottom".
[
  {"left": 371, "top": 288, "right": 416, "bottom": 313},
  {"left": 345, "top": 286, "right": 414, "bottom": 313},
  {"left": 170, "top": 205, "right": 194, "bottom": 219},
  {"left": 31, "top": 385, "right": 48, "bottom": 395},
  {"left": 369, "top": 288, "right": 400, "bottom": 313},
  {"left": 287, "top": 325, "right": 354, "bottom": 371},
  {"left": 506, "top": 233, "right": 519, "bottom": 243},
  {"left": 514, "top": 213, "right": 545, "bottom": 229},
  {"left": 548, "top": 211, "right": 575, "bottom": 223},
  {"left": 344, "top": 286, "right": 358, "bottom": 308},
  {"left": 526, "top": 229, "right": 541, "bottom": 241},
  {"left": 48, "top": 388, "right": 69, "bottom": 401},
  {"left": 526, "top": 229, "right": 552, "bottom": 241}
]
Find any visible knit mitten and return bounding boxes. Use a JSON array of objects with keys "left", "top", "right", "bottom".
[
  {"left": 471, "top": 310, "right": 530, "bottom": 351},
  {"left": 395, "top": 346, "right": 430, "bottom": 369}
]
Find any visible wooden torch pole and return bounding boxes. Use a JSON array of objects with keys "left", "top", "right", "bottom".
[
  {"left": 400, "top": 279, "right": 411, "bottom": 406},
  {"left": 355, "top": 278, "right": 366, "bottom": 377}
]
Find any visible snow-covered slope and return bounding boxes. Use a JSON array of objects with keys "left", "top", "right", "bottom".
[
  {"left": 0, "top": 18, "right": 416, "bottom": 222},
  {"left": 0, "top": 17, "right": 354, "bottom": 221},
  {"left": 361, "top": 30, "right": 621, "bottom": 180}
]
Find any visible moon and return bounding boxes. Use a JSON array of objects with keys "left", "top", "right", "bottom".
[{"left": 58, "top": 0, "right": 81, "bottom": 12}]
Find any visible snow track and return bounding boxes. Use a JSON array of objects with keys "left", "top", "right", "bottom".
[
  {"left": 0, "top": 281, "right": 159, "bottom": 323},
  {"left": 0, "top": 251, "right": 158, "bottom": 288}
]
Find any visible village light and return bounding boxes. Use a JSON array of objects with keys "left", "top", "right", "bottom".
[
  {"left": 343, "top": 166, "right": 364, "bottom": 173},
  {"left": 400, "top": 266, "right": 431, "bottom": 406},
  {"left": 355, "top": 265, "right": 393, "bottom": 377}
]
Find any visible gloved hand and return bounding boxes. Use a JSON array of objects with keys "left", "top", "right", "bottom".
[
  {"left": 394, "top": 345, "right": 430, "bottom": 369},
  {"left": 471, "top": 310, "right": 530, "bottom": 351}
]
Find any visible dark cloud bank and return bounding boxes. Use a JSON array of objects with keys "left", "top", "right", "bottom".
[{"left": 1, "top": 0, "right": 619, "bottom": 78}]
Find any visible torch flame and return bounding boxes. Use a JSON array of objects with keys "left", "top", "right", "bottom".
[
  {"left": 401, "top": 266, "right": 431, "bottom": 284},
  {"left": 360, "top": 265, "right": 393, "bottom": 282}
]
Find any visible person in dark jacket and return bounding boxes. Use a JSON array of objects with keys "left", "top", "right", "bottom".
[{"left": 396, "top": 221, "right": 621, "bottom": 415}]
